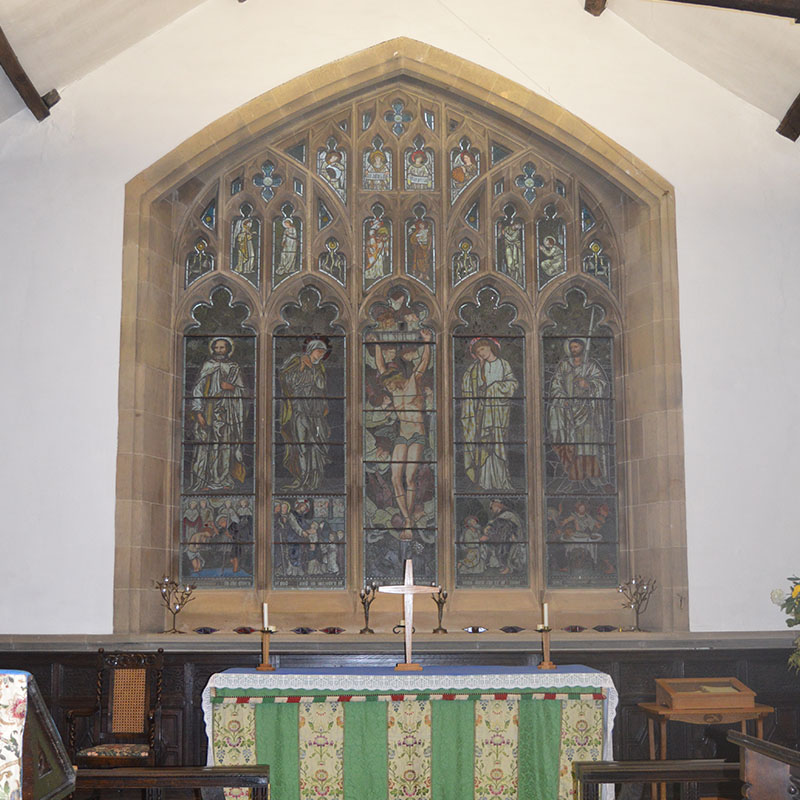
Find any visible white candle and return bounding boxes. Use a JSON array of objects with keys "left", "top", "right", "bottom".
[
  {"left": 262, "top": 602, "right": 269, "bottom": 630},
  {"left": 543, "top": 602, "right": 549, "bottom": 628}
]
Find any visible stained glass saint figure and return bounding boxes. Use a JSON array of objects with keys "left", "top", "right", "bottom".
[
  {"left": 496, "top": 204, "right": 525, "bottom": 287},
  {"left": 460, "top": 337, "right": 519, "bottom": 491},
  {"left": 317, "top": 139, "right": 346, "bottom": 203},
  {"left": 277, "top": 338, "right": 331, "bottom": 491},
  {"left": 186, "top": 238, "right": 214, "bottom": 286},
  {"left": 319, "top": 237, "right": 346, "bottom": 285},
  {"left": 536, "top": 203, "right": 567, "bottom": 289},
  {"left": 405, "top": 141, "right": 434, "bottom": 191},
  {"left": 363, "top": 137, "right": 392, "bottom": 191},
  {"left": 363, "top": 203, "right": 392, "bottom": 289},
  {"left": 189, "top": 337, "right": 248, "bottom": 492},
  {"left": 231, "top": 205, "right": 259, "bottom": 286},
  {"left": 273, "top": 203, "right": 302, "bottom": 286},
  {"left": 452, "top": 238, "right": 479, "bottom": 285},
  {"left": 450, "top": 139, "right": 480, "bottom": 203},
  {"left": 405, "top": 204, "right": 434, "bottom": 288},
  {"left": 547, "top": 337, "right": 609, "bottom": 483}
]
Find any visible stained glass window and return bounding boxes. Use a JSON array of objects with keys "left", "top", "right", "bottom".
[{"left": 174, "top": 83, "right": 625, "bottom": 595}]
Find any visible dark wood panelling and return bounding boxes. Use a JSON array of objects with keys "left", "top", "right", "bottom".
[{"left": 3, "top": 646, "right": 798, "bottom": 768}]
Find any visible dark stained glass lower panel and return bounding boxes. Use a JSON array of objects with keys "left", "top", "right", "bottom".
[
  {"left": 179, "top": 494, "right": 255, "bottom": 589},
  {"left": 545, "top": 495, "right": 618, "bottom": 588},
  {"left": 271, "top": 496, "right": 346, "bottom": 589},
  {"left": 363, "top": 528, "right": 437, "bottom": 586},
  {"left": 454, "top": 495, "right": 528, "bottom": 588}
]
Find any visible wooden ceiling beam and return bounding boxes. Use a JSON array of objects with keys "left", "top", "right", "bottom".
[
  {"left": 662, "top": 0, "right": 800, "bottom": 19},
  {"left": 584, "top": 0, "right": 800, "bottom": 18},
  {"left": 585, "top": 0, "right": 608, "bottom": 15},
  {"left": 0, "top": 24, "right": 59, "bottom": 121},
  {"left": 778, "top": 91, "right": 800, "bottom": 140}
]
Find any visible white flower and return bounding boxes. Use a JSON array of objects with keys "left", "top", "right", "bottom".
[{"left": 770, "top": 588, "right": 786, "bottom": 606}]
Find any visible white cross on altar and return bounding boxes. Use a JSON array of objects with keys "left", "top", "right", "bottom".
[{"left": 378, "top": 558, "right": 436, "bottom": 671}]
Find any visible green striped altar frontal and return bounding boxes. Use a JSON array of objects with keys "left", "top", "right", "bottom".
[{"left": 211, "top": 687, "right": 605, "bottom": 800}]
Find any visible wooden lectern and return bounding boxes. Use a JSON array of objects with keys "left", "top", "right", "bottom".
[{"left": 1, "top": 671, "right": 75, "bottom": 800}]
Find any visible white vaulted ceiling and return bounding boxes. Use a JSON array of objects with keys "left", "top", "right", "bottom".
[{"left": 0, "top": 0, "right": 798, "bottom": 129}]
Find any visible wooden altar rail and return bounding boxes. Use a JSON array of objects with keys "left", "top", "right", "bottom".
[
  {"left": 76, "top": 765, "right": 270, "bottom": 800},
  {"left": 728, "top": 730, "right": 800, "bottom": 799},
  {"left": 572, "top": 758, "right": 740, "bottom": 800}
]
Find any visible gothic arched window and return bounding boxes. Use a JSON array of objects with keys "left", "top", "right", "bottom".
[{"left": 118, "top": 42, "right": 686, "bottom": 632}]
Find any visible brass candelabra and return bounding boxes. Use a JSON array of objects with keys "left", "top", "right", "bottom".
[
  {"left": 155, "top": 576, "right": 195, "bottom": 634},
  {"left": 618, "top": 575, "right": 657, "bottom": 631}
]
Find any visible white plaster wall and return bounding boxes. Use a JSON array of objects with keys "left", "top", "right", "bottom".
[{"left": 0, "top": 0, "right": 798, "bottom": 633}]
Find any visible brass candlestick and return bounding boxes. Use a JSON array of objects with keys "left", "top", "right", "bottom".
[
  {"left": 257, "top": 626, "right": 277, "bottom": 671},
  {"left": 359, "top": 582, "right": 378, "bottom": 634},
  {"left": 536, "top": 624, "right": 556, "bottom": 670},
  {"left": 432, "top": 587, "right": 448, "bottom": 634}
]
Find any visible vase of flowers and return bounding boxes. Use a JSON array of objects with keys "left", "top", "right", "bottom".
[{"left": 771, "top": 575, "right": 800, "bottom": 671}]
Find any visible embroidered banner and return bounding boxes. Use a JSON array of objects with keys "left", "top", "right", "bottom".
[
  {"left": 558, "top": 697, "right": 604, "bottom": 799},
  {"left": 387, "top": 699, "right": 432, "bottom": 800},
  {"left": 212, "top": 701, "right": 256, "bottom": 800},
  {"left": 474, "top": 696, "right": 519, "bottom": 800},
  {"left": 298, "top": 701, "right": 344, "bottom": 800}
]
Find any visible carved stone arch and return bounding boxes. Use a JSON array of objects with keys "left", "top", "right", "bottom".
[{"left": 117, "top": 37, "right": 684, "bottom": 633}]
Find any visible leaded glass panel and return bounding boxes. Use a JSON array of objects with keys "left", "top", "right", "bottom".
[
  {"left": 546, "top": 496, "right": 618, "bottom": 587},
  {"left": 495, "top": 203, "right": 525, "bottom": 288},
  {"left": 175, "top": 83, "right": 629, "bottom": 597},
  {"left": 542, "top": 288, "right": 618, "bottom": 587},
  {"left": 453, "top": 287, "right": 527, "bottom": 588},
  {"left": 231, "top": 204, "right": 260, "bottom": 287},
  {"left": 272, "top": 203, "right": 303, "bottom": 288},
  {"left": 271, "top": 287, "right": 346, "bottom": 589},
  {"left": 362, "top": 287, "right": 436, "bottom": 585},
  {"left": 180, "top": 287, "right": 256, "bottom": 589},
  {"left": 455, "top": 496, "right": 528, "bottom": 588},
  {"left": 272, "top": 496, "right": 346, "bottom": 589},
  {"left": 185, "top": 237, "right": 214, "bottom": 287},
  {"left": 178, "top": 495, "right": 255, "bottom": 589}
]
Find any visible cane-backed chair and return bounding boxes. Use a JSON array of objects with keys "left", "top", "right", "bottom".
[{"left": 67, "top": 648, "right": 164, "bottom": 768}]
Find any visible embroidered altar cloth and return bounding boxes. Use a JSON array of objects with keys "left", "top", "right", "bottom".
[{"left": 203, "top": 666, "right": 616, "bottom": 800}]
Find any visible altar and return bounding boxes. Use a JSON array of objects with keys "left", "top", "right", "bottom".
[{"left": 202, "top": 665, "right": 617, "bottom": 800}]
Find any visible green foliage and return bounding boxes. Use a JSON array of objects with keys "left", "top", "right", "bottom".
[{"left": 777, "top": 576, "right": 800, "bottom": 671}]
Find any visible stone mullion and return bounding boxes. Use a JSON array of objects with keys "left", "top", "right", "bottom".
[
  {"left": 258, "top": 301, "right": 271, "bottom": 591},
  {"left": 528, "top": 306, "right": 545, "bottom": 598}
]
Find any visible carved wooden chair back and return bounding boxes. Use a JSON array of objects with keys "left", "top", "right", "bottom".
[
  {"left": 68, "top": 648, "right": 164, "bottom": 767},
  {"left": 97, "top": 649, "right": 163, "bottom": 746}
]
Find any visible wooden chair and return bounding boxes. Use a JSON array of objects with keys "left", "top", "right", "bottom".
[{"left": 67, "top": 648, "right": 164, "bottom": 768}]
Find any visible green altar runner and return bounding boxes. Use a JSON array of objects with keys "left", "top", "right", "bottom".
[{"left": 202, "top": 666, "right": 617, "bottom": 800}]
